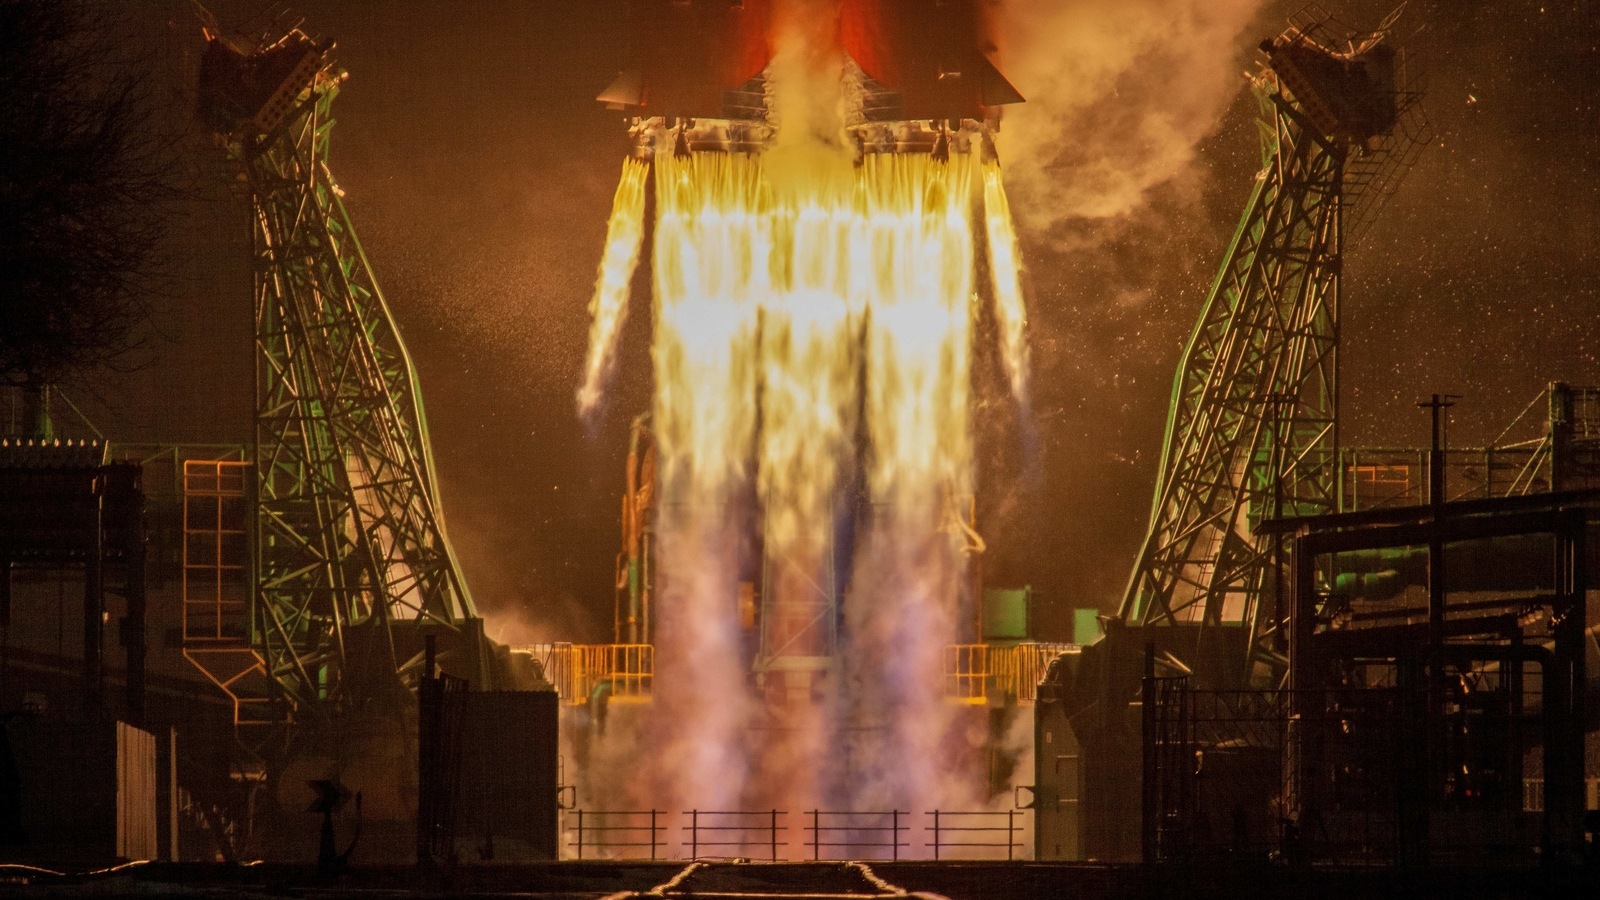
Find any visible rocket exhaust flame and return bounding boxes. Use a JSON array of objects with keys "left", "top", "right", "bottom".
[
  {"left": 982, "top": 162, "right": 1033, "bottom": 410},
  {"left": 576, "top": 2, "right": 1033, "bottom": 850},
  {"left": 577, "top": 158, "right": 649, "bottom": 420}
]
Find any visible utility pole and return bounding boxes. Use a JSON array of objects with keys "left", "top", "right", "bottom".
[
  {"left": 1414, "top": 392, "right": 1458, "bottom": 860},
  {"left": 1417, "top": 393, "right": 1458, "bottom": 643}
]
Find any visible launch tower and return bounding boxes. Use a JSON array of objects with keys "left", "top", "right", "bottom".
[
  {"left": 1117, "top": 8, "right": 1426, "bottom": 688},
  {"left": 193, "top": 23, "right": 487, "bottom": 726}
]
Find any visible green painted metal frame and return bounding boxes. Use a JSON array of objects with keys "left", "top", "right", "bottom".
[
  {"left": 233, "top": 60, "right": 475, "bottom": 719},
  {"left": 1118, "top": 75, "right": 1345, "bottom": 685}
]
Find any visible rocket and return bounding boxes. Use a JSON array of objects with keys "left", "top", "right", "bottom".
[{"left": 598, "top": 0, "right": 1022, "bottom": 124}]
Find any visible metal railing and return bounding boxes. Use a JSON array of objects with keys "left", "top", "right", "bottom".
[
  {"left": 577, "top": 643, "right": 653, "bottom": 701},
  {"left": 179, "top": 458, "right": 279, "bottom": 726},
  {"left": 944, "top": 642, "right": 1075, "bottom": 704},
  {"left": 180, "top": 459, "right": 250, "bottom": 643},
  {"left": 805, "top": 810, "right": 908, "bottom": 861},
  {"left": 996, "top": 643, "right": 1074, "bottom": 702},
  {"left": 926, "top": 810, "right": 1023, "bottom": 860},
  {"left": 533, "top": 642, "right": 1071, "bottom": 707},
  {"left": 564, "top": 808, "right": 1026, "bottom": 861},
  {"left": 685, "top": 810, "right": 784, "bottom": 861},
  {"left": 525, "top": 643, "right": 579, "bottom": 700},
  {"left": 1341, "top": 446, "right": 1550, "bottom": 509},
  {"left": 522, "top": 643, "right": 654, "bottom": 705},
  {"left": 944, "top": 645, "right": 989, "bottom": 703},
  {"left": 568, "top": 809, "right": 664, "bottom": 860}
]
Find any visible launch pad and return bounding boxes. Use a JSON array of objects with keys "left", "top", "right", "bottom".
[{"left": 0, "top": 1, "right": 1594, "bottom": 889}]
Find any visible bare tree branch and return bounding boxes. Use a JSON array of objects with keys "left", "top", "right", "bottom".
[{"left": 0, "top": 0, "right": 176, "bottom": 388}]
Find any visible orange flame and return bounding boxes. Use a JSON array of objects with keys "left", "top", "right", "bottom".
[{"left": 577, "top": 157, "right": 649, "bottom": 418}]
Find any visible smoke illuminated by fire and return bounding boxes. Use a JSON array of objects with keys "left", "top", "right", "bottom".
[
  {"left": 989, "top": 0, "right": 1268, "bottom": 230},
  {"left": 574, "top": 0, "right": 1034, "bottom": 837}
]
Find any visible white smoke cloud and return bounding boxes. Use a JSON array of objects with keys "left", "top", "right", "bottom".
[{"left": 989, "top": 0, "right": 1270, "bottom": 233}]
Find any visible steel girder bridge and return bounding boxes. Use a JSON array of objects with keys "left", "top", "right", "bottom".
[
  {"left": 192, "top": 24, "right": 482, "bottom": 726},
  {"left": 1117, "top": 9, "right": 1426, "bottom": 688}
]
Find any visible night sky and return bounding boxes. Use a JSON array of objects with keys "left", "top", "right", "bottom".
[{"left": 70, "top": 1, "right": 1598, "bottom": 644}]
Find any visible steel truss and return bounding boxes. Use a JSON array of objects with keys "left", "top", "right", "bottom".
[
  {"left": 1119, "top": 13, "right": 1422, "bottom": 686},
  {"left": 206, "top": 29, "right": 475, "bottom": 721}
]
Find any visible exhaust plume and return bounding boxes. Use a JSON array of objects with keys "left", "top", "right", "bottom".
[
  {"left": 577, "top": 157, "right": 649, "bottom": 419},
  {"left": 577, "top": 0, "right": 1039, "bottom": 845}
]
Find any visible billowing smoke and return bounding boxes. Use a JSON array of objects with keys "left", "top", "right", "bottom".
[
  {"left": 646, "top": 503, "right": 757, "bottom": 811},
  {"left": 989, "top": 0, "right": 1269, "bottom": 232},
  {"left": 767, "top": 0, "right": 851, "bottom": 163}
]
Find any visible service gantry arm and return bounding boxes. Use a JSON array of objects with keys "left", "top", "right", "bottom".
[
  {"left": 197, "top": 25, "right": 478, "bottom": 721},
  {"left": 1119, "top": 10, "right": 1423, "bottom": 687}
]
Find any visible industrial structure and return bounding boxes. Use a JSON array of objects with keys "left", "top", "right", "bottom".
[
  {"left": 189, "top": 17, "right": 558, "bottom": 862},
  {"left": 1, "top": 14, "right": 560, "bottom": 866},
  {"left": 0, "top": 0, "right": 1592, "bottom": 883},
  {"left": 195, "top": 22, "right": 492, "bottom": 723},
  {"left": 1032, "top": 8, "right": 1599, "bottom": 866},
  {"left": 1120, "top": 6, "right": 1425, "bottom": 691},
  {"left": 1033, "top": 11, "right": 1424, "bottom": 857}
]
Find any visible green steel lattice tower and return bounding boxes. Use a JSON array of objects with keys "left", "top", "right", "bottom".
[
  {"left": 199, "top": 27, "right": 476, "bottom": 722},
  {"left": 1118, "top": 12, "right": 1424, "bottom": 686}
]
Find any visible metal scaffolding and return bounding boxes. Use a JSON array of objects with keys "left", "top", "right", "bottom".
[
  {"left": 1119, "top": 9, "right": 1426, "bottom": 686},
  {"left": 198, "top": 25, "right": 476, "bottom": 722}
]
